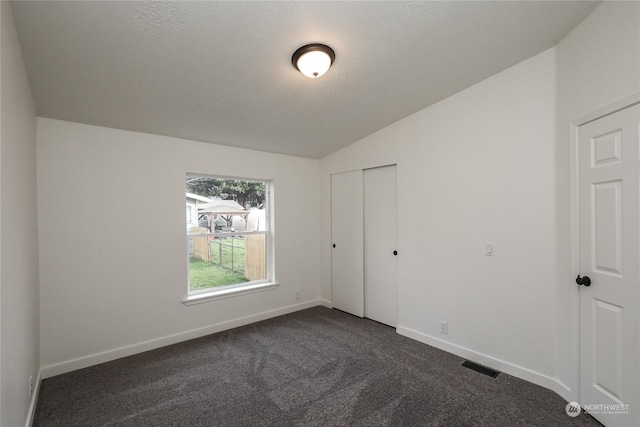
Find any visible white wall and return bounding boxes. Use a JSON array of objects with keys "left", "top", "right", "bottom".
[
  {"left": 554, "top": 1, "right": 640, "bottom": 401},
  {"left": 37, "top": 119, "right": 320, "bottom": 375},
  {"left": 320, "top": 49, "right": 561, "bottom": 390},
  {"left": 0, "top": 2, "right": 40, "bottom": 426}
]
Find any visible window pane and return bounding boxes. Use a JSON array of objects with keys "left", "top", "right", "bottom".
[{"left": 186, "top": 175, "right": 268, "bottom": 293}]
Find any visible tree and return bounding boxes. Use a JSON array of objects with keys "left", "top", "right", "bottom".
[{"left": 186, "top": 176, "right": 265, "bottom": 208}]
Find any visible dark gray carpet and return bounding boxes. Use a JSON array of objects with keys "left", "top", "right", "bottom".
[{"left": 34, "top": 306, "right": 601, "bottom": 426}]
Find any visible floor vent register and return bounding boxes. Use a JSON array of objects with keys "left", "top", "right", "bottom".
[{"left": 462, "top": 360, "right": 500, "bottom": 378}]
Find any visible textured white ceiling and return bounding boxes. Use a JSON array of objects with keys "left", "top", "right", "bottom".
[{"left": 11, "top": 1, "right": 599, "bottom": 159}]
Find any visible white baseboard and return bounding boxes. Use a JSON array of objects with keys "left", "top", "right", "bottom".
[
  {"left": 396, "top": 325, "right": 571, "bottom": 400},
  {"left": 25, "top": 369, "right": 42, "bottom": 427},
  {"left": 551, "top": 380, "right": 574, "bottom": 404},
  {"left": 319, "top": 298, "right": 332, "bottom": 308},
  {"left": 38, "top": 305, "right": 573, "bottom": 411},
  {"left": 41, "top": 299, "right": 322, "bottom": 379}
]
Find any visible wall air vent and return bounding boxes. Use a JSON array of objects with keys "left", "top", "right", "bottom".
[{"left": 462, "top": 360, "right": 500, "bottom": 378}]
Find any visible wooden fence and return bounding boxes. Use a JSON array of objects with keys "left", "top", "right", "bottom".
[
  {"left": 191, "top": 227, "right": 211, "bottom": 262},
  {"left": 244, "top": 233, "right": 266, "bottom": 281}
]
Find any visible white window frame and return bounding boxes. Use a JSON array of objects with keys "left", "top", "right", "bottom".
[{"left": 182, "top": 175, "right": 277, "bottom": 305}]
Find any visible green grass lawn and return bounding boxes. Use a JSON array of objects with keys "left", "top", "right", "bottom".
[{"left": 189, "top": 257, "right": 248, "bottom": 291}]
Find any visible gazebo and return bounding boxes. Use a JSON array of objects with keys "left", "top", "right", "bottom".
[{"left": 197, "top": 199, "right": 249, "bottom": 231}]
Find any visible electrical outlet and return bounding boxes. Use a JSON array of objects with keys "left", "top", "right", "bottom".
[
  {"left": 29, "top": 375, "right": 33, "bottom": 396},
  {"left": 440, "top": 321, "right": 448, "bottom": 334},
  {"left": 295, "top": 290, "right": 300, "bottom": 300}
]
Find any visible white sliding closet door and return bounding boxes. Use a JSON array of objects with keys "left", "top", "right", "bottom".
[
  {"left": 364, "top": 165, "right": 397, "bottom": 326},
  {"left": 331, "top": 170, "right": 364, "bottom": 317}
]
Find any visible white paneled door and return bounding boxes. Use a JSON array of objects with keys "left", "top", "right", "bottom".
[
  {"left": 364, "top": 165, "right": 398, "bottom": 326},
  {"left": 331, "top": 170, "right": 364, "bottom": 317},
  {"left": 578, "top": 103, "right": 639, "bottom": 427}
]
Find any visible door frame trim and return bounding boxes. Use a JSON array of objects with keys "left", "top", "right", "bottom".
[{"left": 569, "top": 93, "right": 640, "bottom": 403}]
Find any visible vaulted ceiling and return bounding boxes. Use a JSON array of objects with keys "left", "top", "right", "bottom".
[{"left": 11, "top": 1, "right": 599, "bottom": 158}]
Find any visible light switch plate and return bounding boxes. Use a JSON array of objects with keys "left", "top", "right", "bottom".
[{"left": 486, "top": 243, "right": 494, "bottom": 256}]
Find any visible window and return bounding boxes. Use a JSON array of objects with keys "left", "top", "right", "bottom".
[{"left": 184, "top": 175, "right": 274, "bottom": 303}]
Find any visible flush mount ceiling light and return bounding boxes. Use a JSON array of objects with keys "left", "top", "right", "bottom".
[{"left": 292, "top": 44, "right": 335, "bottom": 78}]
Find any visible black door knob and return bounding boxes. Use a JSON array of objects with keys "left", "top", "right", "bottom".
[
  {"left": 576, "top": 275, "right": 591, "bottom": 287},
  {"left": 332, "top": 244, "right": 336, "bottom": 248},
  {"left": 393, "top": 250, "right": 398, "bottom": 256}
]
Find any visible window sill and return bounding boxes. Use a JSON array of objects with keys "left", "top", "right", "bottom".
[{"left": 182, "top": 281, "right": 279, "bottom": 306}]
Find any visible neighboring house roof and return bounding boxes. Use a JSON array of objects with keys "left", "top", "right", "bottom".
[{"left": 186, "top": 192, "right": 212, "bottom": 203}]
